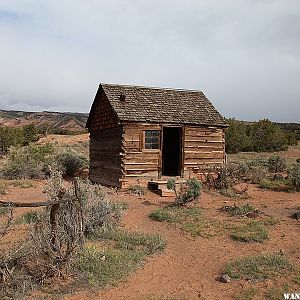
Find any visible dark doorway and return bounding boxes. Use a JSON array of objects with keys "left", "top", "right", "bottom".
[{"left": 162, "top": 127, "right": 182, "bottom": 176}]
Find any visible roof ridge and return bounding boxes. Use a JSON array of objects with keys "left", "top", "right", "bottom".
[{"left": 100, "top": 82, "right": 202, "bottom": 93}]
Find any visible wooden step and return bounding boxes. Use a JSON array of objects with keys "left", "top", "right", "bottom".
[{"left": 159, "top": 189, "right": 176, "bottom": 197}]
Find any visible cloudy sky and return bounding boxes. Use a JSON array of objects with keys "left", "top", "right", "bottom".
[{"left": 0, "top": 0, "right": 299, "bottom": 122}]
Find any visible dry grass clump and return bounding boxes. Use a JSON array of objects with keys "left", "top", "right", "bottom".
[{"left": 224, "top": 252, "right": 292, "bottom": 280}]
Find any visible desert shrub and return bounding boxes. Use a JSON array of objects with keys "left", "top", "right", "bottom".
[
  {"left": 149, "top": 206, "right": 219, "bottom": 238},
  {"left": 149, "top": 207, "right": 180, "bottom": 223},
  {"left": 3, "top": 144, "right": 54, "bottom": 179},
  {"left": 12, "top": 179, "right": 34, "bottom": 188},
  {"left": 167, "top": 178, "right": 202, "bottom": 206},
  {"left": 56, "top": 149, "right": 87, "bottom": 177},
  {"left": 224, "top": 252, "right": 292, "bottom": 280},
  {"left": 205, "top": 164, "right": 251, "bottom": 197},
  {"left": 288, "top": 164, "right": 300, "bottom": 192},
  {"left": 0, "top": 169, "right": 128, "bottom": 298},
  {"left": 149, "top": 206, "right": 201, "bottom": 223},
  {"left": 231, "top": 221, "right": 268, "bottom": 243},
  {"left": 221, "top": 204, "right": 255, "bottom": 216},
  {"left": 259, "top": 178, "right": 291, "bottom": 192},
  {"left": 129, "top": 185, "right": 145, "bottom": 196},
  {"left": 74, "top": 227, "right": 165, "bottom": 287},
  {"left": 73, "top": 246, "right": 143, "bottom": 286},
  {"left": 19, "top": 211, "right": 40, "bottom": 224},
  {"left": 91, "top": 227, "right": 166, "bottom": 254},
  {"left": 0, "top": 125, "right": 38, "bottom": 154},
  {"left": 0, "top": 242, "right": 33, "bottom": 298},
  {"left": 246, "top": 165, "right": 268, "bottom": 184},
  {"left": 0, "top": 126, "right": 24, "bottom": 154},
  {"left": 0, "top": 180, "right": 8, "bottom": 195},
  {"left": 250, "top": 119, "right": 288, "bottom": 152},
  {"left": 22, "top": 124, "right": 38, "bottom": 146},
  {"left": 225, "top": 118, "right": 252, "bottom": 153},
  {"left": 0, "top": 207, "right": 10, "bottom": 216},
  {"left": 225, "top": 119, "right": 289, "bottom": 153},
  {"left": 296, "top": 158, "right": 300, "bottom": 164},
  {"left": 268, "top": 156, "right": 286, "bottom": 173}
]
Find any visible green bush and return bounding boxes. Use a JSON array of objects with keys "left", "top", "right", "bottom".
[
  {"left": 56, "top": 150, "right": 87, "bottom": 177},
  {"left": 0, "top": 125, "right": 38, "bottom": 154},
  {"left": 3, "top": 144, "right": 54, "bottom": 179},
  {"left": 22, "top": 124, "right": 38, "bottom": 146},
  {"left": 225, "top": 118, "right": 252, "bottom": 153},
  {"left": 250, "top": 119, "right": 288, "bottom": 152},
  {"left": 288, "top": 164, "right": 300, "bottom": 192},
  {"left": 268, "top": 156, "right": 286, "bottom": 173},
  {"left": 225, "top": 119, "right": 289, "bottom": 154},
  {"left": 167, "top": 178, "right": 202, "bottom": 206}
]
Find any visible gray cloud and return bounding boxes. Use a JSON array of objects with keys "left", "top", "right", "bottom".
[{"left": 0, "top": 0, "right": 299, "bottom": 122}]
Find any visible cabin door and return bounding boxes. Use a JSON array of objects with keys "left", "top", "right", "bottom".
[{"left": 161, "top": 127, "right": 182, "bottom": 176}]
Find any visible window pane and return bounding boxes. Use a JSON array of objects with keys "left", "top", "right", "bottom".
[{"left": 144, "top": 130, "right": 160, "bottom": 149}]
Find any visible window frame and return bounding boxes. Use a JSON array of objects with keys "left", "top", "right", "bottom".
[{"left": 143, "top": 130, "right": 160, "bottom": 151}]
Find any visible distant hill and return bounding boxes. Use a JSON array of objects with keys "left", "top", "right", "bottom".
[{"left": 0, "top": 109, "right": 89, "bottom": 134}]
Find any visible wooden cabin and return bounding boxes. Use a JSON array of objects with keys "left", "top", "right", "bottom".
[{"left": 86, "top": 83, "right": 227, "bottom": 189}]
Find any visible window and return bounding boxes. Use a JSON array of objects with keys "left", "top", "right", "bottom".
[{"left": 144, "top": 130, "right": 160, "bottom": 149}]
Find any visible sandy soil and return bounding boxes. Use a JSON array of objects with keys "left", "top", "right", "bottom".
[
  {"left": 2, "top": 182, "right": 298, "bottom": 299},
  {"left": 0, "top": 138, "right": 299, "bottom": 299},
  {"left": 37, "top": 133, "right": 89, "bottom": 146},
  {"left": 61, "top": 186, "right": 299, "bottom": 300}
]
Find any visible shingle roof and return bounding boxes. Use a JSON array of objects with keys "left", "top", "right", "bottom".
[{"left": 100, "top": 83, "right": 227, "bottom": 127}]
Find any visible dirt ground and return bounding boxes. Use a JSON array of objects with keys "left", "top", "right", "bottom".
[
  {"left": 1, "top": 136, "right": 300, "bottom": 299},
  {"left": 1, "top": 181, "right": 299, "bottom": 300}
]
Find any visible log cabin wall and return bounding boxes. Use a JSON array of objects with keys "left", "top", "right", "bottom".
[
  {"left": 120, "top": 122, "right": 226, "bottom": 188},
  {"left": 121, "top": 123, "right": 161, "bottom": 188},
  {"left": 88, "top": 89, "right": 123, "bottom": 187},
  {"left": 184, "top": 125, "right": 226, "bottom": 178},
  {"left": 89, "top": 127, "right": 123, "bottom": 187}
]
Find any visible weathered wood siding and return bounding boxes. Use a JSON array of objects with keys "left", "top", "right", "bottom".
[
  {"left": 88, "top": 90, "right": 119, "bottom": 131},
  {"left": 89, "top": 127, "right": 123, "bottom": 187},
  {"left": 120, "top": 123, "right": 226, "bottom": 187},
  {"left": 120, "top": 123, "right": 161, "bottom": 188},
  {"left": 184, "top": 125, "right": 225, "bottom": 177}
]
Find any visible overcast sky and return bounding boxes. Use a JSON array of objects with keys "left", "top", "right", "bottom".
[{"left": 0, "top": 0, "right": 299, "bottom": 122}]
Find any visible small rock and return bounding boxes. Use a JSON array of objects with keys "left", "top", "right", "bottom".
[
  {"left": 220, "top": 274, "right": 231, "bottom": 283},
  {"left": 292, "top": 211, "right": 300, "bottom": 220},
  {"left": 246, "top": 211, "right": 259, "bottom": 219}
]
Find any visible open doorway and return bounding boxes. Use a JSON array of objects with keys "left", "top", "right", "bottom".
[{"left": 162, "top": 127, "right": 182, "bottom": 176}]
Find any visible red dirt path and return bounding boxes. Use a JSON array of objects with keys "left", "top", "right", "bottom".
[{"left": 65, "top": 186, "right": 300, "bottom": 300}]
